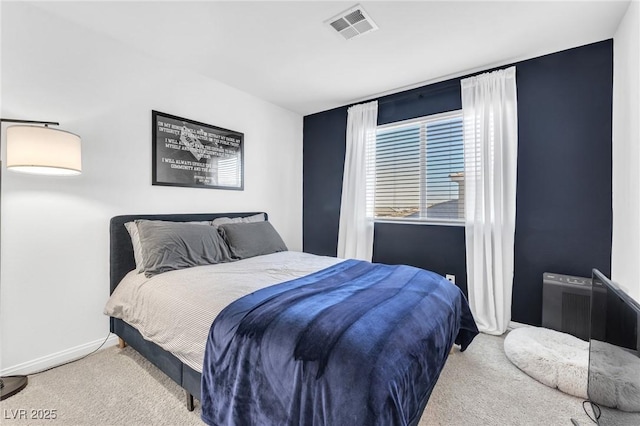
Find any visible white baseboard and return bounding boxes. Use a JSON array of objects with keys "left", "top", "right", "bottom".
[
  {"left": 1, "top": 334, "right": 119, "bottom": 376},
  {"left": 508, "top": 321, "right": 531, "bottom": 330}
]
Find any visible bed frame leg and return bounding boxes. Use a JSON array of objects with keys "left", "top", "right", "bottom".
[
  {"left": 118, "top": 337, "right": 127, "bottom": 349},
  {"left": 185, "top": 391, "right": 194, "bottom": 411}
]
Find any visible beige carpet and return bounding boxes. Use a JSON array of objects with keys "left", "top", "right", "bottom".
[
  {"left": 422, "top": 332, "right": 592, "bottom": 425},
  {"left": 0, "top": 332, "right": 592, "bottom": 425}
]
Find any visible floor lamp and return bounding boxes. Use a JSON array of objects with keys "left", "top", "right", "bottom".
[{"left": 0, "top": 118, "right": 82, "bottom": 401}]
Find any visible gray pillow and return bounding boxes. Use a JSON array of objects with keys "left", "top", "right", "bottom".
[
  {"left": 125, "top": 220, "right": 211, "bottom": 273},
  {"left": 136, "top": 220, "right": 233, "bottom": 277},
  {"left": 211, "top": 213, "right": 265, "bottom": 228},
  {"left": 219, "top": 221, "right": 288, "bottom": 259},
  {"left": 124, "top": 221, "right": 145, "bottom": 273}
]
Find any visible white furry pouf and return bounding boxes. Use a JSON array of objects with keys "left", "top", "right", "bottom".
[
  {"left": 505, "top": 327, "right": 640, "bottom": 411},
  {"left": 504, "top": 327, "right": 589, "bottom": 398},
  {"left": 588, "top": 339, "right": 640, "bottom": 412}
]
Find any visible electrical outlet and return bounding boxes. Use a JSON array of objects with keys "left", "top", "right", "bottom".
[{"left": 445, "top": 274, "right": 456, "bottom": 284}]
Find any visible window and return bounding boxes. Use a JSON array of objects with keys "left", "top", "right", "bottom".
[{"left": 369, "top": 110, "right": 464, "bottom": 224}]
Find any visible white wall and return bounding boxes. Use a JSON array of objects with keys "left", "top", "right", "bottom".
[
  {"left": 612, "top": 0, "right": 640, "bottom": 302},
  {"left": 0, "top": 3, "right": 303, "bottom": 373}
]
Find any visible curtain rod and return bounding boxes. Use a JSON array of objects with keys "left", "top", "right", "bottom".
[{"left": 376, "top": 81, "right": 461, "bottom": 106}]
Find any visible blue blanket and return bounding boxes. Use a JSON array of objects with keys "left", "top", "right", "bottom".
[{"left": 201, "top": 260, "right": 478, "bottom": 426}]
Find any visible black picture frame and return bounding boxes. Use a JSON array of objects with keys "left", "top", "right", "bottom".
[{"left": 151, "top": 110, "right": 244, "bottom": 190}]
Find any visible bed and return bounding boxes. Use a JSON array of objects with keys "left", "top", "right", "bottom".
[{"left": 106, "top": 212, "right": 478, "bottom": 425}]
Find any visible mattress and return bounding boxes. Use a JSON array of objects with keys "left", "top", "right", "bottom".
[{"left": 104, "top": 251, "right": 343, "bottom": 372}]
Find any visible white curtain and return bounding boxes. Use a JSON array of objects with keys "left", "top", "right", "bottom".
[
  {"left": 461, "top": 67, "right": 518, "bottom": 335},
  {"left": 337, "top": 100, "right": 378, "bottom": 261}
]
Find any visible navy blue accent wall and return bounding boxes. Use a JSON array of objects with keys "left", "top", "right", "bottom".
[
  {"left": 303, "top": 106, "right": 349, "bottom": 257},
  {"left": 373, "top": 224, "right": 468, "bottom": 296},
  {"left": 512, "top": 41, "right": 613, "bottom": 324},
  {"left": 303, "top": 40, "right": 613, "bottom": 326}
]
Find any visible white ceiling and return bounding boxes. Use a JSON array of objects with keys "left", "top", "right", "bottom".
[{"left": 31, "top": 1, "right": 630, "bottom": 116}]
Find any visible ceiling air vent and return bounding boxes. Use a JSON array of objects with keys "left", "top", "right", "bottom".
[{"left": 325, "top": 4, "right": 378, "bottom": 41}]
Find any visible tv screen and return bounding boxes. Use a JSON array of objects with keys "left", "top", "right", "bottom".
[{"left": 587, "top": 269, "right": 640, "bottom": 425}]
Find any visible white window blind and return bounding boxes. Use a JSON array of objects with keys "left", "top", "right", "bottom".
[{"left": 370, "top": 110, "right": 464, "bottom": 223}]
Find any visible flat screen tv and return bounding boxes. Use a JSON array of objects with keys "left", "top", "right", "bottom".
[{"left": 587, "top": 269, "right": 640, "bottom": 425}]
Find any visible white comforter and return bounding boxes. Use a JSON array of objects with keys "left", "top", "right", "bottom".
[{"left": 104, "top": 251, "right": 343, "bottom": 372}]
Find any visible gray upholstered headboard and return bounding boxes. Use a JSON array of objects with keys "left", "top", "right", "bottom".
[{"left": 109, "top": 212, "right": 267, "bottom": 294}]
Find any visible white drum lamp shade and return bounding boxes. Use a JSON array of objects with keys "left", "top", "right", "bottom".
[{"left": 6, "top": 125, "right": 82, "bottom": 175}]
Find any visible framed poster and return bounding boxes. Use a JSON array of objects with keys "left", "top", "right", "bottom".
[{"left": 152, "top": 110, "right": 244, "bottom": 190}]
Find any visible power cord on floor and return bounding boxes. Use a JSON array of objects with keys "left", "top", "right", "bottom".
[
  {"left": 27, "top": 332, "right": 113, "bottom": 376},
  {"left": 582, "top": 400, "right": 600, "bottom": 424}
]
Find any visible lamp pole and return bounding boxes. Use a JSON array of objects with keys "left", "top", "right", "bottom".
[
  {"left": 0, "top": 118, "right": 59, "bottom": 126},
  {"left": 0, "top": 118, "right": 62, "bottom": 400}
]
